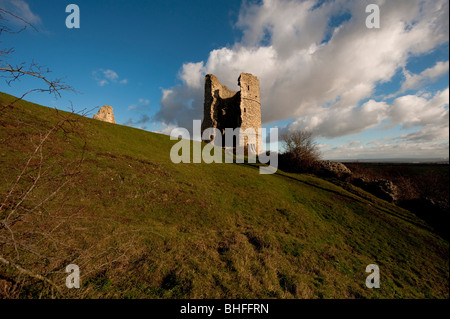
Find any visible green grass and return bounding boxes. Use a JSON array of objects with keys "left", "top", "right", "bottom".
[{"left": 0, "top": 92, "right": 448, "bottom": 299}]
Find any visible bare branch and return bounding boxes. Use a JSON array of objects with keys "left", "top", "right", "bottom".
[
  {"left": 0, "top": 255, "right": 61, "bottom": 295},
  {"left": 0, "top": 63, "right": 74, "bottom": 101},
  {"left": 1, "top": 9, "right": 74, "bottom": 110},
  {"left": 0, "top": 8, "right": 37, "bottom": 34}
]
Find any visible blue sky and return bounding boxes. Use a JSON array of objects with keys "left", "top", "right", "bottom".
[
  {"left": 1, "top": 0, "right": 448, "bottom": 159},
  {"left": 0, "top": 0, "right": 243, "bottom": 129}
]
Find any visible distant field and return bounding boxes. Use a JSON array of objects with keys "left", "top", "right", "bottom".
[
  {"left": 0, "top": 92, "right": 448, "bottom": 299},
  {"left": 345, "top": 162, "right": 449, "bottom": 239},
  {"left": 345, "top": 162, "right": 449, "bottom": 204},
  {"left": 345, "top": 162, "right": 449, "bottom": 178}
]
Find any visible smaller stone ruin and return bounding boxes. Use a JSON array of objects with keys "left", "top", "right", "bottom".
[{"left": 93, "top": 105, "right": 116, "bottom": 124}]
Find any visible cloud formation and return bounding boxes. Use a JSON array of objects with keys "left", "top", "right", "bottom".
[
  {"left": 124, "top": 98, "right": 153, "bottom": 129},
  {"left": 319, "top": 89, "right": 449, "bottom": 159},
  {"left": 123, "top": 114, "right": 151, "bottom": 127},
  {"left": 321, "top": 138, "right": 449, "bottom": 159},
  {"left": 0, "top": 0, "right": 41, "bottom": 26},
  {"left": 399, "top": 60, "right": 449, "bottom": 93},
  {"left": 290, "top": 88, "right": 449, "bottom": 137},
  {"left": 155, "top": 0, "right": 449, "bottom": 157},
  {"left": 92, "top": 69, "right": 128, "bottom": 86},
  {"left": 127, "top": 98, "right": 150, "bottom": 111}
]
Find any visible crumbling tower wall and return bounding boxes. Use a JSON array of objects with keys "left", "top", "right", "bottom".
[
  {"left": 238, "top": 73, "right": 263, "bottom": 154},
  {"left": 201, "top": 73, "right": 263, "bottom": 154}
]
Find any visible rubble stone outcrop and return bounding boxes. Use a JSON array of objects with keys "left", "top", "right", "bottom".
[
  {"left": 318, "top": 160, "right": 352, "bottom": 178},
  {"left": 354, "top": 177, "right": 399, "bottom": 202}
]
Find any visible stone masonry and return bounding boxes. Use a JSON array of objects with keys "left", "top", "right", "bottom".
[
  {"left": 201, "top": 73, "right": 263, "bottom": 154},
  {"left": 93, "top": 105, "right": 116, "bottom": 124}
]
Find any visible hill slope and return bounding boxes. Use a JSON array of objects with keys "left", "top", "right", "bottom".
[{"left": 0, "top": 92, "right": 448, "bottom": 298}]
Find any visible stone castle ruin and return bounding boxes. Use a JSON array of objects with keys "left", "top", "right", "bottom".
[
  {"left": 201, "top": 73, "right": 263, "bottom": 154},
  {"left": 93, "top": 105, "right": 116, "bottom": 124}
]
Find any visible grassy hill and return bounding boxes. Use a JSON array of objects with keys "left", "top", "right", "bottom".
[{"left": 0, "top": 92, "right": 448, "bottom": 299}]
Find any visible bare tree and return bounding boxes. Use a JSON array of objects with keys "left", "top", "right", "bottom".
[
  {"left": 0, "top": 7, "right": 79, "bottom": 297},
  {"left": 280, "top": 130, "right": 321, "bottom": 172},
  {"left": 0, "top": 8, "right": 147, "bottom": 298},
  {"left": 0, "top": 8, "right": 73, "bottom": 110}
]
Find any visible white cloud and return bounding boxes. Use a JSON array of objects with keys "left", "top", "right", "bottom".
[
  {"left": 103, "top": 69, "right": 118, "bottom": 81},
  {"left": 0, "top": 0, "right": 41, "bottom": 26},
  {"left": 289, "top": 88, "right": 449, "bottom": 139},
  {"left": 139, "top": 98, "right": 150, "bottom": 105},
  {"left": 318, "top": 88, "right": 449, "bottom": 159},
  {"left": 156, "top": 0, "right": 448, "bottom": 127},
  {"left": 397, "top": 124, "right": 449, "bottom": 142},
  {"left": 398, "top": 61, "right": 449, "bottom": 94},
  {"left": 289, "top": 99, "right": 389, "bottom": 138},
  {"left": 123, "top": 114, "right": 151, "bottom": 127},
  {"left": 179, "top": 62, "right": 206, "bottom": 89},
  {"left": 127, "top": 98, "right": 150, "bottom": 111},
  {"left": 92, "top": 69, "right": 127, "bottom": 86},
  {"left": 154, "top": 124, "right": 181, "bottom": 136},
  {"left": 322, "top": 138, "right": 449, "bottom": 160},
  {"left": 389, "top": 88, "right": 449, "bottom": 128},
  {"left": 155, "top": 0, "right": 449, "bottom": 158}
]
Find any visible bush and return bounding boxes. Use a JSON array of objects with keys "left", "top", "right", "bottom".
[{"left": 279, "top": 130, "right": 321, "bottom": 173}]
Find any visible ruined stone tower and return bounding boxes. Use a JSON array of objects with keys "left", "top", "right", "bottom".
[
  {"left": 201, "top": 73, "right": 263, "bottom": 154},
  {"left": 93, "top": 105, "right": 116, "bottom": 124}
]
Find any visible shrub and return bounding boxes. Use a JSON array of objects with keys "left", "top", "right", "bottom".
[{"left": 279, "top": 130, "right": 321, "bottom": 173}]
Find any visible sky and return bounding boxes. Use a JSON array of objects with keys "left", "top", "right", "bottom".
[{"left": 0, "top": 0, "right": 448, "bottom": 160}]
